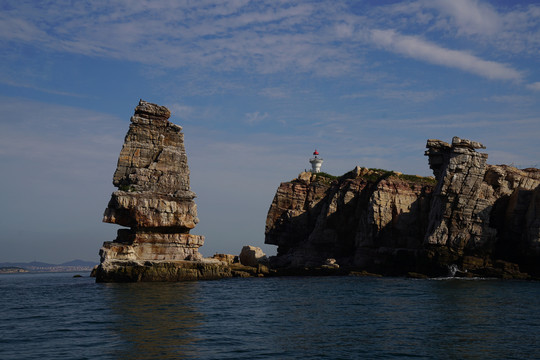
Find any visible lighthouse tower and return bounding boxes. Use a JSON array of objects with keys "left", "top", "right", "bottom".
[{"left": 309, "top": 150, "right": 323, "bottom": 173}]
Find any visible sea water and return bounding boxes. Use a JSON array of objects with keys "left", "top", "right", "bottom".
[{"left": 1, "top": 273, "right": 539, "bottom": 359}]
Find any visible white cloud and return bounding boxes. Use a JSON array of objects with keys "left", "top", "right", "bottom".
[
  {"left": 0, "top": 14, "right": 49, "bottom": 42},
  {"left": 426, "top": 0, "right": 501, "bottom": 36},
  {"left": 245, "top": 111, "right": 270, "bottom": 125},
  {"left": 1, "top": 0, "right": 535, "bottom": 83},
  {"left": 0, "top": 1, "right": 356, "bottom": 76},
  {"left": 527, "top": 82, "right": 540, "bottom": 91},
  {"left": 167, "top": 103, "right": 195, "bottom": 119},
  {"left": 334, "top": 22, "right": 355, "bottom": 38},
  {"left": 373, "top": 1, "right": 540, "bottom": 57},
  {"left": 483, "top": 95, "right": 532, "bottom": 104},
  {"left": 0, "top": 78, "right": 88, "bottom": 98},
  {"left": 370, "top": 29, "right": 522, "bottom": 81},
  {"left": 343, "top": 89, "right": 439, "bottom": 103},
  {"left": 259, "top": 87, "right": 289, "bottom": 99}
]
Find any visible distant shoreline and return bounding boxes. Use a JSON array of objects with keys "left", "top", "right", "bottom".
[
  {"left": 0, "top": 267, "right": 29, "bottom": 274},
  {"left": 0, "top": 260, "right": 97, "bottom": 273}
]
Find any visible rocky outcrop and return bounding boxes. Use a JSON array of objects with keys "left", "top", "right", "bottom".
[
  {"left": 212, "top": 253, "right": 237, "bottom": 265},
  {"left": 265, "top": 137, "right": 540, "bottom": 278},
  {"left": 424, "top": 137, "right": 540, "bottom": 277},
  {"left": 239, "top": 246, "right": 267, "bottom": 267},
  {"left": 95, "top": 100, "right": 231, "bottom": 282},
  {"left": 95, "top": 259, "right": 231, "bottom": 282},
  {"left": 265, "top": 167, "right": 434, "bottom": 273}
]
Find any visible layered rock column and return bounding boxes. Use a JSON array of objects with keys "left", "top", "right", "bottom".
[
  {"left": 96, "top": 100, "right": 229, "bottom": 281},
  {"left": 424, "top": 137, "right": 540, "bottom": 257},
  {"left": 424, "top": 137, "right": 540, "bottom": 276},
  {"left": 424, "top": 137, "right": 492, "bottom": 251}
]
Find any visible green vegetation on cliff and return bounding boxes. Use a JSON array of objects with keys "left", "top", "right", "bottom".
[
  {"left": 313, "top": 172, "right": 338, "bottom": 183},
  {"left": 302, "top": 168, "right": 436, "bottom": 186},
  {"left": 397, "top": 173, "right": 437, "bottom": 185}
]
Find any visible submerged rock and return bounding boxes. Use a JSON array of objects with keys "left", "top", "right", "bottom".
[{"left": 95, "top": 100, "right": 230, "bottom": 282}]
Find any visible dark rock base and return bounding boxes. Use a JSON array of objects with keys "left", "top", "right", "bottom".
[{"left": 95, "top": 260, "right": 232, "bottom": 282}]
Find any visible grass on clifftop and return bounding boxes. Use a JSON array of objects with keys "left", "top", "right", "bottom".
[
  {"left": 310, "top": 172, "right": 338, "bottom": 185},
  {"left": 398, "top": 173, "right": 437, "bottom": 184},
  {"left": 367, "top": 168, "right": 436, "bottom": 185},
  {"left": 314, "top": 172, "right": 338, "bottom": 180},
  {"left": 303, "top": 168, "right": 436, "bottom": 185}
]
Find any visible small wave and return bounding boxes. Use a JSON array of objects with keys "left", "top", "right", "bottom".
[{"left": 430, "top": 276, "right": 496, "bottom": 281}]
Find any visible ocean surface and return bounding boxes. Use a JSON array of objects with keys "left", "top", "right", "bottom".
[{"left": 1, "top": 273, "right": 539, "bottom": 360}]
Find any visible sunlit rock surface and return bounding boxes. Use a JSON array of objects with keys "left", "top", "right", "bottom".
[{"left": 95, "top": 100, "right": 230, "bottom": 282}]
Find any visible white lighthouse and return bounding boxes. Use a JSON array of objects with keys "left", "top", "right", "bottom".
[{"left": 309, "top": 149, "right": 323, "bottom": 173}]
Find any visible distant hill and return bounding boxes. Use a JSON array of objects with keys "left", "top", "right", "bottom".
[
  {"left": 0, "top": 261, "right": 53, "bottom": 268},
  {"left": 0, "top": 260, "right": 98, "bottom": 272},
  {"left": 59, "top": 259, "right": 98, "bottom": 267}
]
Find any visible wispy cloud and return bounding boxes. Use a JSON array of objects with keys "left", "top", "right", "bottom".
[
  {"left": 526, "top": 82, "right": 540, "bottom": 91},
  {"left": 259, "top": 87, "right": 289, "bottom": 99},
  {"left": 343, "top": 88, "right": 440, "bottom": 103},
  {"left": 377, "top": 0, "right": 540, "bottom": 55},
  {"left": 0, "top": 78, "right": 89, "bottom": 98},
  {"left": 0, "top": 0, "right": 536, "bottom": 84},
  {"left": 425, "top": 0, "right": 501, "bottom": 36},
  {"left": 0, "top": 15, "right": 49, "bottom": 42},
  {"left": 482, "top": 95, "right": 533, "bottom": 104},
  {"left": 167, "top": 103, "right": 195, "bottom": 120},
  {"left": 370, "top": 29, "right": 522, "bottom": 81},
  {"left": 245, "top": 111, "right": 270, "bottom": 125},
  {"left": 0, "top": 1, "right": 338, "bottom": 74}
]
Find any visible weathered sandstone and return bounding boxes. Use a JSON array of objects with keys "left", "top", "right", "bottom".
[
  {"left": 212, "top": 253, "right": 237, "bottom": 264},
  {"left": 95, "top": 100, "right": 230, "bottom": 282},
  {"left": 424, "top": 137, "right": 540, "bottom": 277},
  {"left": 265, "top": 137, "right": 540, "bottom": 278},
  {"left": 239, "top": 245, "right": 267, "bottom": 267},
  {"left": 266, "top": 168, "right": 434, "bottom": 272}
]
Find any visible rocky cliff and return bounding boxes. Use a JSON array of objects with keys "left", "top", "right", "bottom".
[
  {"left": 95, "top": 100, "right": 230, "bottom": 282},
  {"left": 424, "top": 137, "right": 540, "bottom": 278},
  {"left": 265, "top": 137, "right": 540, "bottom": 278}
]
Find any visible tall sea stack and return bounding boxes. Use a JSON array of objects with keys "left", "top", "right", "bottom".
[{"left": 95, "top": 100, "right": 231, "bottom": 282}]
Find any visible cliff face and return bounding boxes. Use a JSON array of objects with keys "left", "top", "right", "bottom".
[
  {"left": 96, "top": 100, "right": 230, "bottom": 282},
  {"left": 265, "top": 168, "right": 434, "bottom": 273},
  {"left": 424, "top": 137, "right": 540, "bottom": 277},
  {"left": 265, "top": 137, "right": 540, "bottom": 278}
]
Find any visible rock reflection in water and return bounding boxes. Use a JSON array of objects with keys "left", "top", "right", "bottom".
[{"left": 106, "top": 282, "right": 202, "bottom": 359}]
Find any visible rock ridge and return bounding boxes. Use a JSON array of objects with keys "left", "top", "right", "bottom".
[{"left": 265, "top": 137, "right": 540, "bottom": 278}]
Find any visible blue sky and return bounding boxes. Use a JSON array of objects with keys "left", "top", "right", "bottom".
[{"left": 1, "top": 0, "right": 539, "bottom": 263}]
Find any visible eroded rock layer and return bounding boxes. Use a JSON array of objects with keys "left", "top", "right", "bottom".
[
  {"left": 265, "top": 137, "right": 540, "bottom": 278},
  {"left": 95, "top": 100, "right": 229, "bottom": 282},
  {"left": 265, "top": 167, "right": 434, "bottom": 272},
  {"left": 424, "top": 137, "right": 540, "bottom": 277}
]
